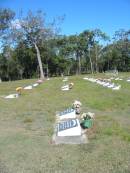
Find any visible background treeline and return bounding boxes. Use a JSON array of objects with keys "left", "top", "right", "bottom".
[{"left": 0, "top": 8, "right": 130, "bottom": 81}]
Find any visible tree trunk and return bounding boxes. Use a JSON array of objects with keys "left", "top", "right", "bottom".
[
  {"left": 34, "top": 43, "right": 44, "bottom": 79},
  {"left": 89, "top": 47, "right": 93, "bottom": 74},
  {"left": 46, "top": 63, "right": 49, "bottom": 78},
  {"left": 76, "top": 51, "right": 81, "bottom": 74},
  {"left": 78, "top": 55, "right": 81, "bottom": 74},
  {"left": 95, "top": 45, "right": 98, "bottom": 73}
]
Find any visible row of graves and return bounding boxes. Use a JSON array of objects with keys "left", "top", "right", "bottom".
[
  {"left": 105, "top": 76, "right": 130, "bottom": 83},
  {"left": 114, "top": 77, "right": 130, "bottom": 83},
  {"left": 105, "top": 71, "right": 130, "bottom": 83},
  {"left": 126, "top": 78, "right": 130, "bottom": 82},
  {"left": 4, "top": 79, "right": 49, "bottom": 99},
  {"left": 61, "top": 77, "right": 74, "bottom": 91},
  {"left": 52, "top": 100, "right": 94, "bottom": 144},
  {"left": 83, "top": 77, "right": 121, "bottom": 90}
]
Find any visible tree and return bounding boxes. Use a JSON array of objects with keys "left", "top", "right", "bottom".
[
  {"left": 15, "top": 41, "right": 38, "bottom": 79},
  {"left": 13, "top": 10, "right": 56, "bottom": 79},
  {"left": 112, "top": 29, "right": 130, "bottom": 71},
  {"left": 0, "top": 8, "right": 15, "bottom": 80},
  {"left": 0, "top": 8, "right": 15, "bottom": 36},
  {"left": 79, "top": 30, "right": 94, "bottom": 74}
]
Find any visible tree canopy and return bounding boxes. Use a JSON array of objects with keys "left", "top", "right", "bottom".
[{"left": 0, "top": 8, "right": 130, "bottom": 81}]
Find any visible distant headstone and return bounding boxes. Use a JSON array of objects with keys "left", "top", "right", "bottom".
[
  {"left": 24, "top": 85, "right": 33, "bottom": 90},
  {"left": 57, "top": 119, "right": 81, "bottom": 136},
  {"left": 33, "top": 83, "right": 39, "bottom": 87},
  {"left": 57, "top": 108, "right": 76, "bottom": 120},
  {"left": 5, "top": 93, "right": 19, "bottom": 99},
  {"left": 127, "top": 78, "right": 130, "bottom": 82},
  {"left": 61, "top": 85, "right": 69, "bottom": 91}
]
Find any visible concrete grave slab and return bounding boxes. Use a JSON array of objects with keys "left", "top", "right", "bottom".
[
  {"left": 52, "top": 133, "right": 88, "bottom": 144},
  {"left": 52, "top": 119, "right": 88, "bottom": 144}
]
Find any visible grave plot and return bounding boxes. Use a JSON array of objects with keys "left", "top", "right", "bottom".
[
  {"left": 2, "top": 78, "right": 45, "bottom": 100},
  {"left": 52, "top": 119, "right": 87, "bottom": 144},
  {"left": 32, "top": 83, "right": 39, "bottom": 87},
  {"left": 114, "top": 77, "right": 123, "bottom": 81},
  {"left": 61, "top": 83, "right": 74, "bottom": 91},
  {"left": 52, "top": 101, "right": 94, "bottom": 144},
  {"left": 127, "top": 78, "right": 130, "bottom": 82},
  {"left": 24, "top": 79, "right": 44, "bottom": 90},
  {"left": 24, "top": 85, "right": 33, "bottom": 90},
  {"left": 61, "top": 84, "right": 69, "bottom": 91},
  {"left": 83, "top": 77, "right": 121, "bottom": 90},
  {"left": 4, "top": 93, "right": 19, "bottom": 99}
]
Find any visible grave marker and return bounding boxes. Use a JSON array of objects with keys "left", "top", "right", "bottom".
[
  {"left": 57, "top": 108, "right": 76, "bottom": 120},
  {"left": 57, "top": 119, "right": 81, "bottom": 136},
  {"left": 24, "top": 85, "right": 33, "bottom": 90},
  {"left": 5, "top": 93, "right": 19, "bottom": 99}
]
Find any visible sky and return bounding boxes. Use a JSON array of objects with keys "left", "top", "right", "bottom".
[{"left": 0, "top": 0, "right": 130, "bottom": 38}]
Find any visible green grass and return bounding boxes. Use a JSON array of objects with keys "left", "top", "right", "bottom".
[{"left": 0, "top": 74, "right": 130, "bottom": 173}]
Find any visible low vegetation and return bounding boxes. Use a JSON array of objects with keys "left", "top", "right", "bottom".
[{"left": 0, "top": 73, "right": 130, "bottom": 173}]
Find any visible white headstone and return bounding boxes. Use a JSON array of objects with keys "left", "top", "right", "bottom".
[
  {"left": 33, "top": 83, "right": 39, "bottom": 87},
  {"left": 57, "top": 119, "right": 81, "bottom": 137},
  {"left": 61, "top": 85, "right": 69, "bottom": 91},
  {"left": 127, "top": 78, "right": 130, "bottom": 82},
  {"left": 5, "top": 93, "right": 19, "bottom": 99},
  {"left": 112, "top": 85, "right": 121, "bottom": 90},
  {"left": 57, "top": 108, "right": 76, "bottom": 120},
  {"left": 24, "top": 85, "right": 33, "bottom": 90}
]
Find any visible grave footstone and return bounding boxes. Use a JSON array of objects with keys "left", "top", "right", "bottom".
[{"left": 52, "top": 118, "right": 88, "bottom": 144}]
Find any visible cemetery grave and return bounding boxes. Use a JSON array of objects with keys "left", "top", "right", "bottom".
[
  {"left": 1, "top": 74, "right": 130, "bottom": 172},
  {"left": 4, "top": 93, "right": 19, "bottom": 99},
  {"left": 83, "top": 77, "right": 121, "bottom": 90},
  {"left": 53, "top": 100, "right": 94, "bottom": 144},
  {"left": 61, "top": 82, "right": 74, "bottom": 91},
  {"left": 24, "top": 85, "right": 33, "bottom": 90},
  {"left": 61, "top": 77, "right": 74, "bottom": 91},
  {"left": 126, "top": 77, "right": 130, "bottom": 82},
  {"left": 3, "top": 79, "right": 44, "bottom": 99}
]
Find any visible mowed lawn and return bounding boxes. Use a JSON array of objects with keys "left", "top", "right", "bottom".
[{"left": 0, "top": 73, "right": 130, "bottom": 173}]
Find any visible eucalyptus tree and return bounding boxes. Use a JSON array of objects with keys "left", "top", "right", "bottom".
[
  {"left": 0, "top": 8, "right": 15, "bottom": 80},
  {"left": 0, "top": 8, "right": 15, "bottom": 37},
  {"left": 80, "top": 29, "right": 109, "bottom": 73},
  {"left": 11, "top": 10, "right": 60, "bottom": 79},
  {"left": 56, "top": 35, "right": 77, "bottom": 74},
  {"left": 78, "top": 30, "right": 94, "bottom": 74},
  {"left": 113, "top": 29, "right": 130, "bottom": 70},
  {"left": 92, "top": 29, "right": 109, "bottom": 72}
]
